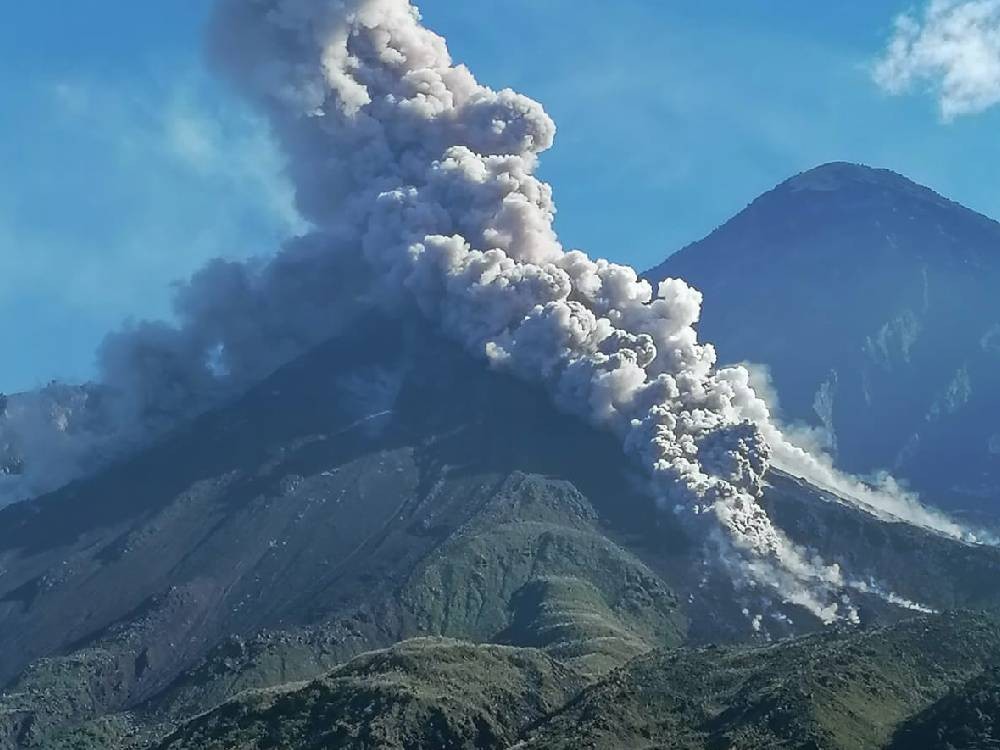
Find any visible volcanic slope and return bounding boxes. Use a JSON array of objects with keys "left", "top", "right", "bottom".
[{"left": 3, "top": 318, "right": 1000, "bottom": 748}]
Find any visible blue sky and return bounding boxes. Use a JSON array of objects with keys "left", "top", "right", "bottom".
[{"left": 3, "top": 1, "right": 1000, "bottom": 392}]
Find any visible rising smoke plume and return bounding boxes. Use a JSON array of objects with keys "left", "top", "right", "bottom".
[{"left": 0, "top": 0, "right": 983, "bottom": 622}]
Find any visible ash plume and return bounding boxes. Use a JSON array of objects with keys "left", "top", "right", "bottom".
[
  {"left": 199, "top": 0, "right": 858, "bottom": 621},
  {"left": 0, "top": 0, "right": 978, "bottom": 621}
]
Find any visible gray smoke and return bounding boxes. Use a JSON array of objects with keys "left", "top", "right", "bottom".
[
  {"left": 202, "top": 0, "right": 855, "bottom": 620},
  {"left": 0, "top": 0, "right": 980, "bottom": 622},
  {"left": 0, "top": 385, "right": 116, "bottom": 501},
  {"left": 0, "top": 229, "right": 383, "bottom": 505}
]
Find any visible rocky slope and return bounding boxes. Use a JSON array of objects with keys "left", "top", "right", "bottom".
[
  {"left": 3, "top": 317, "right": 1000, "bottom": 748},
  {"left": 648, "top": 162, "right": 1000, "bottom": 515},
  {"left": 0, "top": 318, "right": 684, "bottom": 747}
]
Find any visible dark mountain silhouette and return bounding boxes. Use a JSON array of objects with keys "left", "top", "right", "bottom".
[{"left": 648, "top": 162, "right": 1000, "bottom": 515}]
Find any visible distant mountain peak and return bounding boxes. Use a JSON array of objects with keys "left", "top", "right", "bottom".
[
  {"left": 781, "top": 162, "right": 909, "bottom": 193},
  {"left": 648, "top": 161, "right": 1000, "bottom": 514},
  {"left": 765, "top": 161, "right": 978, "bottom": 221}
]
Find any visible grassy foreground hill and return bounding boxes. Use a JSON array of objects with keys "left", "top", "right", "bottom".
[
  {"left": 525, "top": 611, "right": 1000, "bottom": 750},
  {"left": 137, "top": 612, "right": 1000, "bottom": 750},
  {"left": 156, "top": 639, "right": 585, "bottom": 750}
]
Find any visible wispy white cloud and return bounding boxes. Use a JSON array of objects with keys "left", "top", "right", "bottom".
[{"left": 874, "top": 0, "right": 1000, "bottom": 119}]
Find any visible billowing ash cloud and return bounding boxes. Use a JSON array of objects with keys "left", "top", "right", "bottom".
[
  {"left": 197, "top": 0, "right": 855, "bottom": 621},
  {"left": 0, "top": 237, "right": 374, "bottom": 505},
  {"left": 0, "top": 0, "right": 981, "bottom": 621},
  {"left": 874, "top": 0, "right": 1000, "bottom": 119}
]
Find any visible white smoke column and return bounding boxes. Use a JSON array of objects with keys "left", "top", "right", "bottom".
[{"left": 203, "top": 0, "right": 863, "bottom": 622}]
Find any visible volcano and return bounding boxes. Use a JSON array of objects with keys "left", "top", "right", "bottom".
[
  {"left": 649, "top": 162, "right": 1000, "bottom": 516},
  {"left": 3, "top": 319, "right": 1000, "bottom": 748}
]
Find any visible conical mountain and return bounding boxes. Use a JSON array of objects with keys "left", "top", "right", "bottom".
[{"left": 649, "top": 162, "right": 1000, "bottom": 514}]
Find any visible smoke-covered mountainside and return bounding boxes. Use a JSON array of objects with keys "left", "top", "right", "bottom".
[
  {"left": 648, "top": 162, "right": 1000, "bottom": 515},
  {"left": 2, "top": 319, "right": 1000, "bottom": 749}
]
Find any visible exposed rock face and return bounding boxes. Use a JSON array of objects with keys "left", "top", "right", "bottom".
[{"left": 648, "top": 162, "right": 1000, "bottom": 514}]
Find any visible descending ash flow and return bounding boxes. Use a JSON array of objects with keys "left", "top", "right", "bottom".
[{"left": 0, "top": 0, "right": 981, "bottom": 621}]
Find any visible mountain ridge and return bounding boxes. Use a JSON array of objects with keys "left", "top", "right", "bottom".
[
  {"left": 146, "top": 611, "right": 1000, "bottom": 750},
  {"left": 648, "top": 161, "right": 1000, "bottom": 514},
  {"left": 654, "top": 162, "right": 1000, "bottom": 272}
]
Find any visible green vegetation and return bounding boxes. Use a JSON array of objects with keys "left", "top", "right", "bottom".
[
  {"left": 889, "top": 665, "right": 1000, "bottom": 749},
  {"left": 396, "top": 472, "right": 684, "bottom": 676},
  {"left": 149, "top": 612, "right": 1000, "bottom": 750},
  {"left": 147, "top": 471, "right": 683, "bottom": 730},
  {"left": 156, "top": 639, "right": 586, "bottom": 750},
  {"left": 525, "top": 612, "right": 1000, "bottom": 750},
  {"left": 0, "top": 648, "right": 134, "bottom": 748}
]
